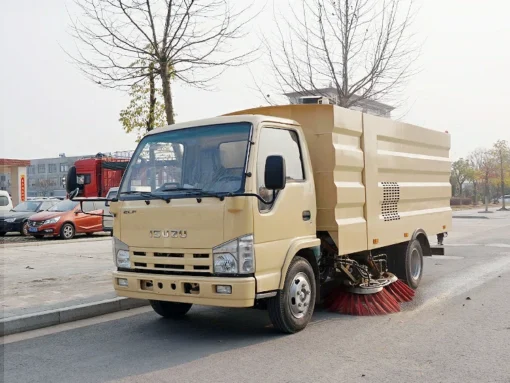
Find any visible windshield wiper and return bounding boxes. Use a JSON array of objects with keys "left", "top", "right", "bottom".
[
  {"left": 160, "top": 188, "right": 225, "bottom": 201},
  {"left": 120, "top": 190, "right": 170, "bottom": 204}
]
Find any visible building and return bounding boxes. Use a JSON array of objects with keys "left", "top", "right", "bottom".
[
  {"left": 0, "top": 151, "right": 133, "bottom": 198},
  {"left": 284, "top": 87, "right": 394, "bottom": 118},
  {"left": 0, "top": 154, "right": 88, "bottom": 198}
]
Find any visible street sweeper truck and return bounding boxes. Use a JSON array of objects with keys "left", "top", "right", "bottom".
[{"left": 92, "top": 104, "right": 451, "bottom": 333}]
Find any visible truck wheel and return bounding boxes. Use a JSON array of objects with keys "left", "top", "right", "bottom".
[
  {"left": 267, "top": 257, "right": 316, "bottom": 334},
  {"left": 150, "top": 300, "right": 192, "bottom": 319},
  {"left": 393, "top": 239, "right": 423, "bottom": 289},
  {"left": 0, "top": 232, "right": 6, "bottom": 236},
  {"left": 60, "top": 223, "right": 75, "bottom": 240}
]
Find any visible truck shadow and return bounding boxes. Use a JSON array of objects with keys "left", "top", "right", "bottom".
[{"left": 4, "top": 306, "right": 359, "bottom": 383}]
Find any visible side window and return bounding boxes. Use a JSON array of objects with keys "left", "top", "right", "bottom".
[
  {"left": 0, "top": 196, "right": 8, "bottom": 206},
  {"left": 82, "top": 201, "right": 95, "bottom": 213},
  {"left": 93, "top": 201, "right": 106, "bottom": 211},
  {"left": 257, "top": 128, "right": 304, "bottom": 211}
]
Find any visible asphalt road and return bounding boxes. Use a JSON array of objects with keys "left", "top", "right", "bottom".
[{"left": 2, "top": 212, "right": 510, "bottom": 383}]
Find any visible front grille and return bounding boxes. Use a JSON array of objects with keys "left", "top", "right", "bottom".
[
  {"left": 131, "top": 249, "right": 212, "bottom": 273},
  {"left": 28, "top": 220, "right": 44, "bottom": 227}
]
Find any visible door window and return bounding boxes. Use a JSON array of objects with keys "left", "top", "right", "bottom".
[
  {"left": 257, "top": 128, "right": 304, "bottom": 211},
  {"left": 81, "top": 201, "right": 95, "bottom": 213}
]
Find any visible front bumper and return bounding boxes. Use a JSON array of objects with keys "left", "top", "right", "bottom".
[
  {"left": 113, "top": 271, "right": 256, "bottom": 308},
  {"left": 27, "top": 223, "right": 58, "bottom": 236},
  {"left": 0, "top": 221, "right": 22, "bottom": 233}
]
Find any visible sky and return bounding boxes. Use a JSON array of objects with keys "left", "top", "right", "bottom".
[{"left": 0, "top": 0, "right": 509, "bottom": 161}]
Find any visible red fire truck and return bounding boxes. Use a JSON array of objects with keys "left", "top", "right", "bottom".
[{"left": 66, "top": 153, "right": 131, "bottom": 198}]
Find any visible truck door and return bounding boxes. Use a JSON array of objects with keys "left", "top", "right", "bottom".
[{"left": 253, "top": 126, "right": 316, "bottom": 291}]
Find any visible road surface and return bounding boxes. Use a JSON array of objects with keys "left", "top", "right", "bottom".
[{"left": 2, "top": 212, "right": 510, "bottom": 383}]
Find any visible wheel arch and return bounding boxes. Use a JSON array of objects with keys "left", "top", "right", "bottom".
[
  {"left": 411, "top": 228, "right": 431, "bottom": 257},
  {"left": 278, "top": 237, "right": 321, "bottom": 302}
]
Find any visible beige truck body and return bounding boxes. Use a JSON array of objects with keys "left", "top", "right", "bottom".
[
  {"left": 227, "top": 105, "right": 452, "bottom": 255},
  {"left": 111, "top": 104, "right": 451, "bottom": 309}
]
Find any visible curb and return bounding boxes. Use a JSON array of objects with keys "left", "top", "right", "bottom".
[
  {"left": 0, "top": 297, "right": 149, "bottom": 336},
  {"left": 0, "top": 236, "right": 111, "bottom": 248}
]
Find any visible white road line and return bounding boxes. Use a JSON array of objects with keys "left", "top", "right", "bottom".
[{"left": 410, "top": 254, "right": 510, "bottom": 315}]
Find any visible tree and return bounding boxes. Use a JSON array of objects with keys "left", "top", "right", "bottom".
[
  {"left": 470, "top": 148, "right": 498, "bottom": 212},
  {"left": 492, "top": 140, "right": 510, "bottom": 210},
  {"left": 261, "top": 0, "right": 418, "bottom": 107},
  {"left": 119, "top": 66, "right": 167, "bottom": 141},
  {"left": 68, "top": 0, "right": 254, "bottom": 125},
  {"left": 451, "top": 158, "right": 472, "bottom": 197}
]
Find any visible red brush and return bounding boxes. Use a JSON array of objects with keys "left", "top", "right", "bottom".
[
  {"left": 385, "top": 279, "right": 415, "bottom": 303},
  {"left": 325, "top": 288, "right": 400, "bottom": 316}
]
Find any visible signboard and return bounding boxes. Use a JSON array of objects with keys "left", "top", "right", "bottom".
[{"left": 20, "top": 175, "right": 26, "bottom": 202}]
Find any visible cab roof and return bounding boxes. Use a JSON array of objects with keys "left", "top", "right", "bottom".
[{"left": 145, "top": 114, "right": 299, "bottom": 136}]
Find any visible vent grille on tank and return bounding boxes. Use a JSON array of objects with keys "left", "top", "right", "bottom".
[{"left": 381, "top": 182, "right": 401, "bottom": 221}]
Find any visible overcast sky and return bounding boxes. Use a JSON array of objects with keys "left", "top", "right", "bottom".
[{"left": 1, "top": 0, "right": 509, "bottom": 161}]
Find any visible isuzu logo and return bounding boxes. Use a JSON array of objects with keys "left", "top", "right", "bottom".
[{"left": 149, "top": 230, "right": 187, "bottom": 238}]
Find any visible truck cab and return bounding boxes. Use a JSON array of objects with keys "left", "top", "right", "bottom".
[{"left": 110, "top": 114, "right": 319, "bottom": 332}]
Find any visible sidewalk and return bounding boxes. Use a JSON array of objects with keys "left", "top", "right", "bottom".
[
  {"left": 452, "top": 206, "right": 510, "bottom": 219},
  {"left": 1, "top": 238, "right": 118, "bottom": 320}
]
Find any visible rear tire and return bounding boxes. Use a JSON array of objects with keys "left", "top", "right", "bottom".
[
  {"left": 267, "top": 257, "right": 316, "bottom": 334},
  {"left": 60, "top": 223, "right": 75, "bottom": 240},
  {"left": 392, "top": 239, "right": 423, "bottom": 289},
  {"left": 0, "top": 231, "right": 6, "bottom": 236},
  {"left": 150, "top": 300, "right": 192, "bottom": 319}
]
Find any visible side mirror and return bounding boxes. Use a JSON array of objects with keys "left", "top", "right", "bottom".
[{"left": 264, "top": 155, "right": 286, "bottom": 191}]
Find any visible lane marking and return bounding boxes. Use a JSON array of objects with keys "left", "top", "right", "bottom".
[{"left": 410, "top": 254, "right": 510, "bottom": 315}]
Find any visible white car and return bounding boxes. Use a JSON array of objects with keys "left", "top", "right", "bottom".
[{"left": 0, "top": 191, "right": 13, "bottom": 212}]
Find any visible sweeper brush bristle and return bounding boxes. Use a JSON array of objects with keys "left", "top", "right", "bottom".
[
  {"left": 325, "top": 288, "right": 400, "bottom": 316},
  {"left": 385, "top": 279, "right": 415, "bottom": 303}
]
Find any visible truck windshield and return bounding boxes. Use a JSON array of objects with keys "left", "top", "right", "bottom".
[{"left": 120, "top": 122, "right": 252, "bottom": 198}]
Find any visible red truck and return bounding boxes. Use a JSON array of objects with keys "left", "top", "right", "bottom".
[{"left": 66, "top": 154, "right": 130, "bottom": 198}]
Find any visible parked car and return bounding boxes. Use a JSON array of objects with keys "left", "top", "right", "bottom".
[
  {"left": 102, "top": 187, "right": 118, "bottom": 235},
  {"left": 27, "top": 199, "right": 105, "bottom": 240},
  {"left": 0, "top": 199, "right": 59, "bottom": 236},
  {"left": 0, "top": 191, "right": 13, "bottom": 213}
]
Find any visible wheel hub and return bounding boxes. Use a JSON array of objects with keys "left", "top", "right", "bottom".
[{"left": 288, "top": 272, "right": 312, "bottom": 319}]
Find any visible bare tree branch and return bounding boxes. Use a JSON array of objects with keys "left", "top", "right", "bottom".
[
  {"left": 258, "top": 0, "right": 420, "bottom": 115},
  {"left": 66, "top": 0, "right": 256, "bottom": 124}
]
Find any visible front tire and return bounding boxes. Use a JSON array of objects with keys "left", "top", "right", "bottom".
[
  {"left": 150, "top": 300, "right": 192, "bottom": 319},
  {"left": 20, "top": 221, "right": 29, "bottom": 236},
  {"left": 60, "top": 223, "right": 75, "bottom": 240},
  {"left": 267, "top": 257, "right": 316, "bottom": 334},
  {"left": 0, "top": 231, "right": 6, "bottom": 237}
]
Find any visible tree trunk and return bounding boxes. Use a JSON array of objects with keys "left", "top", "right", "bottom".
[
  {"left": 147, "top": 62, "right": 156, "bottom": 132},
  {"left": 459, "top": 182, "right": 463, "bottom": 197},
  {"left": 473, "top": 182, "right": 478, "bottom": 205},
  {"left": 160, "top": 61, "right": 175, "bottom": 125},
  {"left": 501, "top": 159, "right": 507, "bottom": 210}
]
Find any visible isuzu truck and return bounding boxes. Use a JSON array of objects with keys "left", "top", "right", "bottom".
[{"left": 81, "top": 104, "right": 451, "bottom": 333}]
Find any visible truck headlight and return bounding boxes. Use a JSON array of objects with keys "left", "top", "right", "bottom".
[
  {"left": 5, "top": 218, "right": 16, "bottom": 223},
  {"left": 113, "top": 237, "right": 130, "bottom": 268},
  {"left": 213, "top": 234, "right": 254, "bottom": 274},
  {"left": 43, "top": 216, "right": 61, "bottom": 224}
]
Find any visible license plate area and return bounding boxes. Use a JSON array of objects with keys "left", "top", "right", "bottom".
[{"left": 29, "top": 227, "right": 38, "bottom": 233}]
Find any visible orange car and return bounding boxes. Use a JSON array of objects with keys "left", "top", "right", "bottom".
[{"left": 27, "top": 199, "right": 105, "bottom": 240}]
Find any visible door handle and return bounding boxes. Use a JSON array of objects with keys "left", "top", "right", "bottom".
[{"left": 302, "top": 210, "right": 311, "bottom": 221}]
